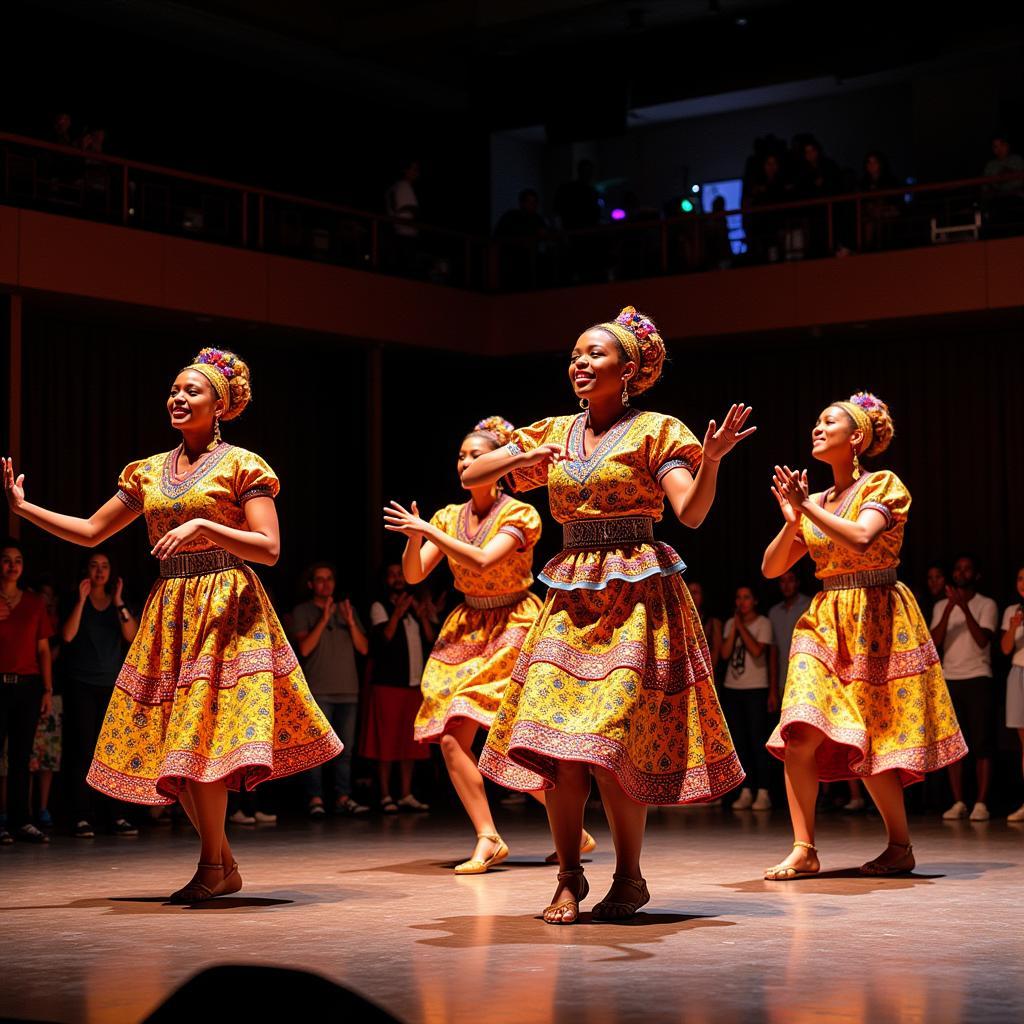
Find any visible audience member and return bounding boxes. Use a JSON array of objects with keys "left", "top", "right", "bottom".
[
  {"left": 360, "top": 563, "right": 432, "bottom": 813},
  {"left": 0, "top": 538, "right": 53, "bottom": 844},
  {"left": 687, "top": 580, "right": 722, "bottom": 668},
  {"left": 63, "top": 550, "right": 139, "bottom": 838},
  {"left": 744, "top": 152, "right": 790, "bottom": 262},
  {"left": 28, "top": 578, "right": 62, "bottom": 827},
  {"left": 494, "top": 188, "right": 550, "bottom": 289},
  {"left": 385, "top": 158, "right": 422, "bottom": 274},
  {"left": 923, "top": 562, "right": 948, "bottom": 620},
  {"left": 721, "top": 585, "right": 776, "bottom": 811},
  {"left": 983, "top": 132, "right": 1024, "bottom": 235},
  {"left": 767, "top": 569, "right": 811, "bottom": 697},
  {"left": 931, "top": 554, "right": 998, "bottom": 822},
  {"left": 292, "top": 562, "right": 370, "bottom": 818},
  {"left": 704, "top": 194, "right": 733, "bottom": 269},
  {"left": 793, "top": 136, "right": 842, "bottom": 257},
  {"left": 859, "top": 150, "right": 901, "bottom": 250},
  {"left": 1001, "top": 564, "right": 1024, "bottom": 822},
  {"left": 554, "top": 159, "right": 603, "bottom": 282},
  {"left": 52, "top": 112, "right": 73, "bottom": 147}
]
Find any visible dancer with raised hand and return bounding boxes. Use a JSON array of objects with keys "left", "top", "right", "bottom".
[
  {"left": 762, "top": 392, "right": 966, "bottom": 879},
  {"left": 384, "top": 417, "right": 595, "bottom": 873},
  {"left": 462, "top": 307, "right": 752, "bottom": 924},
  {"left": 3, "top": 347, "right": 341, "bottom": 902}
]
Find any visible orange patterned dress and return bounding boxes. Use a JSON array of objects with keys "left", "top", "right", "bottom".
[
  {"left": 414, "top": 495, "right": 543, "bottom": 742},
  {"left": 766, "top": 470, "right": 966, "bottom": 784},
  {"left": 86, "top": 442, "right": 342, "bottom": 804},
  {"left": 479, "top": 408, "right": 743, "bottom": 804}
]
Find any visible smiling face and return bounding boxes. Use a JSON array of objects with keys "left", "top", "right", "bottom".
[
  {"left": 1, "top": 546, "right": 23, "bottom": 586},
  {"left": 87, "top": 553, "right": 111, "bottom": 590},
  {"left": 167, "top": 368, "right": 222, "bottom": 435},
  {"left": 458, "top": 433, "right": 498, "bottom": 484},
  {"left": 569, "top": 329, "right": 635, "bottom": 405},
  {"left": 811, "top": 405, "right": 865, "bottom": 466}
]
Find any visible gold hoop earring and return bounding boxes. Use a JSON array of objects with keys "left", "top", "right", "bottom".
[
  {"left": 579, "top": 397, "right": 589, "bottom": 411},
  {"left": 621, "top": 380, "right": 630, "bottom": 407}
]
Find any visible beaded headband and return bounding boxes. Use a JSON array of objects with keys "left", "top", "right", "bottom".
[
  {"left": 185, "top": 349, "right": 239, "bottom": 411},
  {"left": 835, "top": 399, "right": 874, "bottom": 449}
]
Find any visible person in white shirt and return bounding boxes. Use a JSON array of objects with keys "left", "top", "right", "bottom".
[
  {"left": 930, "top": 554, "right": 998, "bottom": 821},
  {"left": 1000, "top": 564, "right": 1024, "bottom": 822},
  {"left": 721, "top": 585, "right": 777, "bottom": 811}
]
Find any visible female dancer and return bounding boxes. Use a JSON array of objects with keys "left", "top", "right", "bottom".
[
  {"left": 463, "top": 307, "right": 752, "bottom": 923},
  {"left": 3, "top": 347, "right": 341, "bottom": 900},
  {"left": 762, "top": 392, "right": 966, "bottom": 878},
  {"left": 384, "top": 417, "right": 595, "bottom": 873}
]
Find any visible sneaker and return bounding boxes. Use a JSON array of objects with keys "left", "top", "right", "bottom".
[
  {"left": 751, "top": 789, "right": 772, "bottom": 811},
  {"left": 1007, "top": 803, "right": 1024, "bottom": 823},
  {"left": 397, "top": 794, "right": 430, "bottom": 812},
  {"left": 113, "top": 818, "right": 139, "bottom": 837},
  {"left": 732, "top": 787, "right": 754, "bottom": 810},
  {"left": 942, "top": 801, "right": 968, "bottom": 820},
  {"left": 228, "top": 809, "right": 256, "bottom": 825},
  {"left": 969, "top": 802, "right": 990, "bottom": 822},
  {"left": 334, "top": 796, "right": 369, "bottom": 816},
  {"left": 254, "top": 811, "right": 277, "bottom": 824},
  {"left": 17, "top": 824, "right": 50, "bottom": 844},
  {"left": 842, "top": 798, "right": 866, "bottom": 812},
  {"left": 308, "top": 799, "right": 327, "bottom": 820},
  {"left": 37, "top": 808, "right": 53, "bottom": 828},
  {"left": 74, "top": 820, "right": 95, "bottom": 839}
]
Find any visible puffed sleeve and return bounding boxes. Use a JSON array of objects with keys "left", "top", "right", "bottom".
[
  {"left": 116, "top": 461, "right": 145, "bottom": 514},
  {"left": 649, "top": 416, "right": 703, "bottom": 485},
  {"left": 858, "top": 471, "right": 911, "bottom": 529},
  {"left": 497, "top": 501, "right": 542, "bottom": 552},
  {"left": 428, "top": 505, "right": 457, "bottom": 537},
  {"left": 504, "top": 417, "right": 559, "bottom": 493},
  {"left": 234, "top": 451, "right": 281, "bottom": 504}
]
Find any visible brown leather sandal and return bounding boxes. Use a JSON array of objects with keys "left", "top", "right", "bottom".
[
  {"left": 592, "top": 873, "right": 650, "bottom": 921},
  {"left": 169, "top": 862, "right": 224, "bottom": 904},
  {"left": 859, "top": 840, "right": 915, "bottom": 876},
  {"left": 543, "top": 867, "right": 589, "bottom": 925},
  {"left": 213, "top": 860, "right": 242, "bottom": 897}
]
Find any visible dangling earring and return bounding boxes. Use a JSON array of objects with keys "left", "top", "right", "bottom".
[
  {"left": 851, "top": 445, "right": 861, "bottom": 479},
  {"left": 579, "top": 397, "right": 590, "bottom": 411},
  {"left": 621, "top": 379, "right": 630, "bottom": 407},
  {"left": 212, "top": 414, "right": 222, "bottom": 449}
]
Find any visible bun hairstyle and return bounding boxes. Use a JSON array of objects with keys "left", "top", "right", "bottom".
[
  {"left": 467, "top": 415, "right": 515, "bottom": 450},
  {"left": 834, "top": 391, "right": 894, "bottom": 458},
  {"left": 592, "top": 306, "right": 667, "bottom": 396},
  {"left": 187, "top": 347, "right": 252, "bottom": 420}
]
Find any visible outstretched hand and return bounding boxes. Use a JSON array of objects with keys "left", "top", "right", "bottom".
[
  {"left": 702, "top": 405, "right": 756, "bottom": 463},
  {"left": 774, "top": 465, "right": 810, "bottom": 512},
  {"left": 383, "top": 500, "right": 430, "bottom": 538},
  {"left": 2, "top": 457, "right": 26, "bottom": 509}
]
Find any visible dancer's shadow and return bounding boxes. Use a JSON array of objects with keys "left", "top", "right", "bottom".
[
  {"left": 411, "top": 911, "right": 735, "bottom": 962},
  {"left": 0, "top": 895, "right": 295, "bottom": 916},
  {"left": 724, "top": 867, "right": 944, "bottom": 896},
  {"left": 339, "top": 857, "right": 588, "bottom": 876}
]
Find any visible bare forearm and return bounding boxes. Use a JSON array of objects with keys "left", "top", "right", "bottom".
[
  {"left": 931, "top": 606, "right": 951, "bottom": 646},
  {"left": 402, "top": 535, "right": 428, "bottom": 584},
  {"left": 674, "top": 459, "right": 720, "bottom": 528},
  {"left": 63, "top": 601, "right": 85, "bottom": 642},
  {"left": 15, "top": 500, "right": 124, "bottom": 547},
  {"left": 297, "top": 620, "right": 327, "bottom": 657},
  {"left": 763, "top": 522, "right": 805, "bottom": 578},
  {"left": 350, "top": 622, "right": 369, "bottom": 656},
  {"left": 960, "top": 606, "right": 992, "bottom": 649},
  {"left": 197, "top": 519, "right": 279, "bottom": 565},
  {"left": 1002, "top": 629, "right": 1018, "bottom": 656},
  {"left": 460, "top": 447, "right": 520, "bottom": 489},
  {"left": 798, "top": 502, "right": 877, "bottom": 554},
  {"left": 736, "top": 620, "right": 765, "bottom": 658}
]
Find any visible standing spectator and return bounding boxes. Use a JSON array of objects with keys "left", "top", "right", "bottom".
[
  {"left": 292, "top": 562, "right": 370, "bottom": 818},
  {"left": 703, "top": 195, "right": 733, "bottom": 269},
  {"left": 687, "top": 580, "right": 722, "bottom": 668},
  {"left": 794, "top": 136, "right": 842, "bottom": 257},
  {"left": 360, "top": 563, "right": 432, "bottom": 813},
  {"left": 1001, "top": 564, "right": 1024, "bottom": 822},
  {"left": 63, "top": 550, "right": 139, "bottom": 838},
  {"left": 744, "top": 152, "right": 790, "bottom": 262},
  {"left": 494, "top": 188, "right": 549, "bottom": 289},
  {"left": 28, "top": 577, "right": 62, "bottom": 827},
  {"left": 767, "top": 568, "right": 812, "bottom": 698},
  {"left": 923, "top": 562, "right": 948, "bottom": 620},
  {"left": 983, "top": 132, "right": 1024, "bottom": 235},
  {"left": 721, "top": 585, "right": 777, "bottom": 811},
  {"left": 385, "top": 158, "right": 421, "bottom": 275},
  {"left": 0, "top": 539, "right": 53, "bottom": 844},
  {"left": 931, "top": 554, "right": 998, "bottom": 821},
  {"left": 859, "top": 151, "right": 901, "bottom": 251},
  {"left": 52, "top": 112, "right": 73, "bottom": 147}
]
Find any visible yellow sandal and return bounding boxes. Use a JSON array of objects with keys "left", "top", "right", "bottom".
[
  {"left": 764, "top": 840, "right": 820, "bottom": 881},
  {"left": 454, "top": 832, "right": 509, "bottom": 875}
]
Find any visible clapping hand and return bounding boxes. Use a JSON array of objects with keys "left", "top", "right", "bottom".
[
  {"left": 772, "top": 465, "right": 808, "bottom": 523},
  {"left": 774, "top": 465, "right": 810, "bottom": 513},
  {"left": 383, "top": 500, "right": 430, "bottom": 538},
  {"left": 78, "top": 578, "right": 93, "bottom": 603},
  {"left": 702, "top": 404, "right": 757, "bottom": 463}
]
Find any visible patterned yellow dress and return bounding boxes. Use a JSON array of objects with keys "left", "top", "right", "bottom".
[
  {"left": 478, "top": 408, "right": 743, "bottom": 804},
  {"left": 765, "top": 470, "right": 967, "bottom": 784},
  {"left": 414, "top": 495, "right": 544, "bottom": 742},
  {"left": 86, "top": 442, "right": 342, "bottom": 804}
]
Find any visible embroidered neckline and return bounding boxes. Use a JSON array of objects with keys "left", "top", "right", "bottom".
[
  {"left": 817, "top": 472, "right": 873, "bottom": 520},
  {"left": 161, "top": 442, "right": 232, "bottom": 499},
  {"left": 457, "top": 493, "right": 509, "bottom": 546},
  {"left": 564, "top": 408, "right": 641, "bottom": 485}
]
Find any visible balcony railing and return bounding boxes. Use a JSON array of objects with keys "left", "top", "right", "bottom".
[{"left": 3, "top": 131, "right": 1023, "bottom": 293}]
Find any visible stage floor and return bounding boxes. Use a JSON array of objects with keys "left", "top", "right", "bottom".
[{"left": 2, "top": 804, "right": 1022, "bottom": 1024}]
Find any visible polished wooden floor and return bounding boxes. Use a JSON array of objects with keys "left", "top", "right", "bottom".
[{"left": 2, "top": 803, "right": 1022, "bottom": 1024}]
